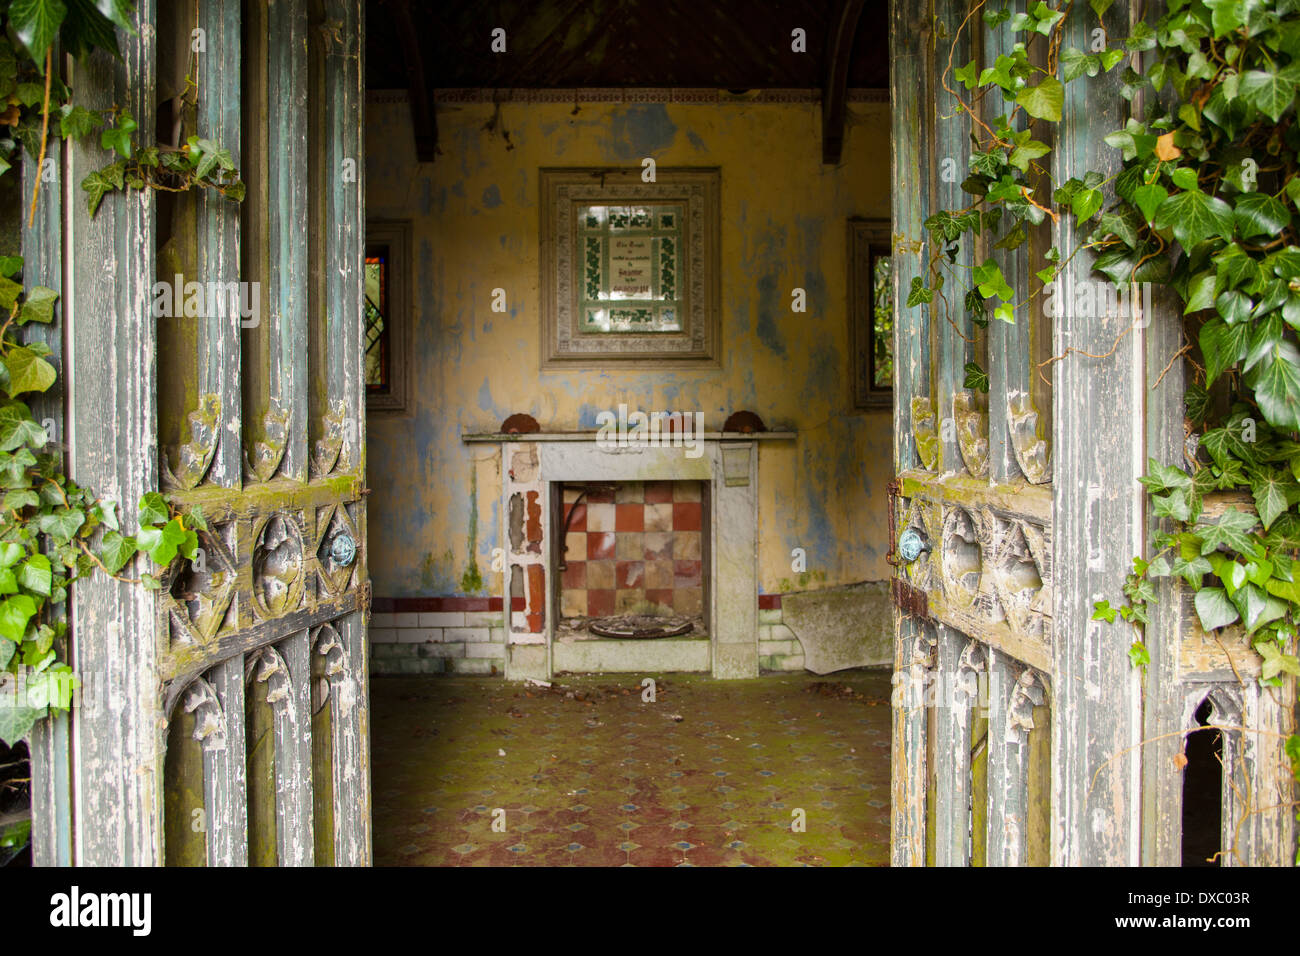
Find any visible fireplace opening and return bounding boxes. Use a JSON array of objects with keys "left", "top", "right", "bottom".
[{"left": 553, "top": 480, "right": 710, "bottom": 642}]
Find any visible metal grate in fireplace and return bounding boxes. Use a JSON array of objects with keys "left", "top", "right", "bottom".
[{"left": 587, "top": 613, "right": 695, "bottom": 639}]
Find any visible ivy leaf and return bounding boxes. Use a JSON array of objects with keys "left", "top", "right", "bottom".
[
  {"left": 0, "top": 699, "right": 44, "bottom": 745},
  {"left": 1172, "top": 553, "right": 1213, "bottom": 587},
  {"left": 1092, "top": 599, "right": 1118, "bottom": 623},
  {"left": 1244, "top": 336, "right": 1300, "bottom": 430},
  {"left": 186, "top": 503, "right": 208, "bottom": 532},
  {"left": 1231, "top": 583, "right": 1283, "bottom": 633},
  {"left": 1132, "top": 183, "right": 1168, "bottom": 224},
  {"left": 1062, "top": 48, "right": 1099, "bottom": 83},
  {"left": 1251, "top": 472, "right": 1291, "bottom": 530},
  {"left": 2, "top": 346, "right": 56, "bottom": 397},
  {"left": 906, "top": 276, "right": 933, "bottom": 307},
  {"left": 1153, "top": 489, "right": 1192, "bottom": 522},
  {"left": 0, "top": 593, "right": 37, "bottom": 643},
  {"left": 36, "top": 507, "right": 84, "bottom": 545},
  {"left": 963, "top": 361, "right": 989, "bottom": 393},
  {"left": 80, "top": 161, "right": 124, "bottom": 217},
  {"left": 1194, "top": 586, "right": 1240, "bottom": 631},
  {"left": 1258, "top": 640, "right": 1300, "bottom": 680},
  {"left": 137, "top": 491, "right": 168, "bottom": 526},
  {"left": 90, "top": 499, "right": 119, "bottom": 532},
  {"left": 1128, "top": 641, "right": 1150, "bottom": 668},
  {"left": 99, "top": 109, "right": 136, "bottom": 159},
  {"left": 954, "top": 59, "right": 980, "bottom": 90},
  {"left": 1234, "top": 193, "right": 1291, "bottom": 239},
  {"left": 0, "top": 544, "right": 24, "bottom": 569},
  {"left": 1009, "top": 139, "right": 1050, "bottom": 172},
  {"left": 9, "top": 0, "right": 69, "bottom": 66},
  {"left": 98, "top": 530, "right": 136, "bottom": 574},
  {"left": 17, "top": 285, "right": 58, "bottom": 325},
  {"left": 90, "top": 0, "right": 138, "bottom": 33},
  {"left": 1239, "top": 69, "right": 1297, "bottom": 124},
  {"left": 2, "top": 489, "right": 38, "bottom": 511},
  {"left": 1198, "top": 507, "right": 1259, "bottom": 555},
  {"left": 0, "top": 403, "right": 46, "bottom": 451},
  {"left": 1198, "top": 317, "right": 1249, "bottom": 385},
  {"left": 1154, "top": 189, "right": 1235, "bottom": 249},
  {"left": 1072, "top": 187, "right": 1103, "bottom": 222},
  {"left": 18, "top": 553, "right": 51, "bottom": 596},
  {"left": 59, "top": 104, "right": 99, "bottom": 140},
  {"left": 973, "top": 258, "right": 1014, "bottom": 300},
  {"left": 1015, "top": 77, "right": 1064, "bottom": 122},
  {"left": 139, "top": 517, "right": 187, "bottom": 566}
]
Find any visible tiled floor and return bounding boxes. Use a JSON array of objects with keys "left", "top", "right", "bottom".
[{"left": 372, "top": 669, "right": 892, "bottom": 866}]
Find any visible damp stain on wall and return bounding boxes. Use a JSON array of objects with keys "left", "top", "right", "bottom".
[{"left": 366, "top": 98, "right": 894, "bottom": 598}]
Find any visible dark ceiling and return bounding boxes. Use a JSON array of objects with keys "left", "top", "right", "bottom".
[{"left": 365, "top": 0, "right": 890, "bottom": 90}]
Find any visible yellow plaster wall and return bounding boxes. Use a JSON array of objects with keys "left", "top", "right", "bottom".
[{"left": 364, "top": 95, "right": 893, "bottom": 599}]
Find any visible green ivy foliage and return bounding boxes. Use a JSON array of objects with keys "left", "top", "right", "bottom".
[
  {"left": 0, "top": 1, "right": 241, "bottom": 754},
  {"left": 0, "top": 1, "right": 244, "bottom": 213},
  {"left": 0, "top": 258, "right": 207, "bottom": 748},
  {"left": 923, "top": 0, "right": 1300, "bottom": 813}
]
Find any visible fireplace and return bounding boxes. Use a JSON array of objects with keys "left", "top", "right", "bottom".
[
  {"left": 465, "top": 427, "right": 790, "bottom": 679},
  {"left": 552, "top": 480, "right": 711, "bottom": 644}
]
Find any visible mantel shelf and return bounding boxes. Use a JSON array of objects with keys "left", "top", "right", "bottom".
[{"left": 462, "top": 431, "right": 796, "bottom": 443}]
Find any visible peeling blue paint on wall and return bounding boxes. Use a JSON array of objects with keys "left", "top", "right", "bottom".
[
  {"left": 686, "top": 130, "right": 706, "bottom": 151},
  {"left": 482, "top": 184, "right": 502, "bottom": 208},
  {"left": 755, "top": 274, "right": 785, "bottom": 356},
  {"left": 610, "top": 104, "right": 677, "bottom": 161}
]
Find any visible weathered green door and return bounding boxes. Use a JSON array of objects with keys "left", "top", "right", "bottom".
[
  {"left": 27, "top": 0, "right": 371, "bottom": 866},
  {"left": 886, "top": 0, "right": 1295, "bottom": 867}
]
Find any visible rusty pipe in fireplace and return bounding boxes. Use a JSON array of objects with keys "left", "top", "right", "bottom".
[{"left": 556, "top": 482, "right": 618, "bottom": 571}]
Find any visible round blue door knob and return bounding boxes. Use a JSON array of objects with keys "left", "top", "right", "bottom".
[
  {"left": 898, "top": 528, "right": 928, "bottom": 563},
  {"left": 330, "top": 532, "right": 357, "bottom": 567}
]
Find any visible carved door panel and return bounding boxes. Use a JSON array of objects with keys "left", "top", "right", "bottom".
[
  {"left": 26, "top": 0, "right": 371, "bottom": 866},
  {"left": 886, "top": 0, "right": 1294, "bottom": 868},
  {"left": 148, "top": 0, "right": 371, "bottom": 868}
]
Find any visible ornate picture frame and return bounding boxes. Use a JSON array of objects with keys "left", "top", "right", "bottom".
[{"left": 540, "top": 167, "right": 721, "bottom": 369}]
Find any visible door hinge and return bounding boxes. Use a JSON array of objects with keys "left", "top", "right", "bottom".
[{"left": 890, "top": 577, "right": 930, "bottom": 620}]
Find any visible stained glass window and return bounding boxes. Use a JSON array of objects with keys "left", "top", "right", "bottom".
[
  {"left": 872, "top": 254, "right": 893, "bottom": 388},
  {"left": 364, "top": 251, "right": 388, "bottom": 390},
  {"left": 850, "top": 219, "right": 892, "bottom": 409}
]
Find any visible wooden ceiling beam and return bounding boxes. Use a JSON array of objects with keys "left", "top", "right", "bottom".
[
  {"left": 822, "top": 0, "right": 866, "bottom": 164},
  {"left": 389, "top": 0, "right": 437, "bottom": 162}
]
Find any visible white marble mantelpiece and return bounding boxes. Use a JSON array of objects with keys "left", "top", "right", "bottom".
[{"left": 473, "top": 433, "right": 785, "bottom": 679}]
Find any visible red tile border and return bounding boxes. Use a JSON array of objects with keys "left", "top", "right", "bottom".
[
  {"left": 372, "top": 596, "right": 499, "bottom": 612},
  {"left": 375, "top": 592, "right": 781, "bottom": 614}
]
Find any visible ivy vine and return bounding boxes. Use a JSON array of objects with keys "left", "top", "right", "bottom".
[
  {"left": 0, "top": 0, "right": 240, "bottom": 763},
  {"left": 920, "top": 0, "right": 1300, "bottom": 852}
]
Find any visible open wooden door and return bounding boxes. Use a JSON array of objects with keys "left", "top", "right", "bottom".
[
  {"left": 27, "top": 0, "right": 371, "bottom": 866},
  {"left": 886, "top": 0, "right": 1295, "bottom": 867}
]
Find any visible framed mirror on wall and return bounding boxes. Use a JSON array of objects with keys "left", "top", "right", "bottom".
[{"left": 849, "top": 218, "right": 893, "bottom": 410}]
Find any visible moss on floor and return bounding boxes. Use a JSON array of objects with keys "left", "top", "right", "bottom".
[{"left": 372, "top": 669, "right": 893, "bottom": 866}]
